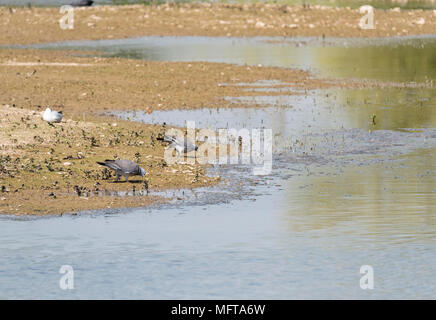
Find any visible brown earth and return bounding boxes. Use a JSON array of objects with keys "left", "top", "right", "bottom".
[
  {"left": 0, "top": 3, "right": 435, "bottom": 45},
  {"left": 0, "top": 48, "right": 348, "bottom": 216},
  {"left": 0, "top": 102, "right": 224, "bottom": 216},
  {"left": 0, "top": 48, "right": 348, "bottom": 116}
]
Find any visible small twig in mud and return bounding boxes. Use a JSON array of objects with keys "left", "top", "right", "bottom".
[{"left": 143, "top": 180, "right": 149, "bottom": 194}]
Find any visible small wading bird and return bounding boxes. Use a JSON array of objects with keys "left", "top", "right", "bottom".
[
  {"left": 163, "top": 135, "right": 198, "bottom": 156},
  {"left": 42, "top": 107, "right": 63, "bottom": 123},
  {"left": 97, "top": 160, "right": 146, "bottom": 182},
  {"left": 70, "top": 0, "right": 94, "bottom": 6}
]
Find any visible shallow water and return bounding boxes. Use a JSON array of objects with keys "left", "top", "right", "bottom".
[
  {"left": 109, "top": 87, "right": 436, "bottom": 152},
  {"left": 0, "top": 146, "right": 434, "bottom": 299},
  {"left": 29, "top": 35, "right": 436, "bottom": 82},
  {"left": 1, "top": 36, "right": 436, "bottom": 299}
]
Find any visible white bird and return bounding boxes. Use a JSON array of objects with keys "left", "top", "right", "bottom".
[
  {"left": 42, "top": 108, "right": 63, "bottom": 123},
  {"left": 164, "top": 135, "right": 198, "bottom": 155}
]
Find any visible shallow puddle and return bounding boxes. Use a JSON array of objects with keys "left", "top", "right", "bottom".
[{"left": 109, "top": 87, "right": 436, "bottom": 151}]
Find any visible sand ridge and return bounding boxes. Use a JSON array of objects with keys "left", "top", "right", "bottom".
[{"left": 1, "top": 3, "right": 436, "bottom": 45}]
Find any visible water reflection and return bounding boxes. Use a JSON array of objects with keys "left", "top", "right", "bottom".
[
  {"left": 282, "top": 147, "right": 435, "bottom": 241},
  {"left": 28, "top": 35, "right": 436, "bottom": 83}
]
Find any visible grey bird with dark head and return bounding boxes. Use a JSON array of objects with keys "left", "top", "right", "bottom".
[
  {"left": 164, "top": 135, "right": 198, "bottom": 155},
  {"left": 97, "top": 160, "right": 146, "bottom": 182}
]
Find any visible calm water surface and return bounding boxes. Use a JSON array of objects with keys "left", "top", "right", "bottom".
[
  {"left": 30, "top": 35, "right": 436, "bottom": 82},
  {"left": 0, "top": 36, "right": 435, "bottom": 299}
]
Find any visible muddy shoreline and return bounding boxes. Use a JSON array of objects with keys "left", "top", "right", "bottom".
[
  {"left": 1, "top": 4, "right": 436, "bottom": 46},
  {"left": 0, "top": 41, "right": 431, "bottom": 215},
  {"left": 1, "top": 3, "right": 435, "bottom": 215},
  {"left": 0, "top": 49, "right": 347, "bottom": 115},
  {"left": 0, "top": 48, "right": 342, "bottom": 215},
  {"left": 0, "top": 102, "right": 224, "bottom": 215}
]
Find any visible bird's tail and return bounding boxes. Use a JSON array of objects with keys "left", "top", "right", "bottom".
[{"left": 97, "top": 160, "right": 115, "bottom": 166}]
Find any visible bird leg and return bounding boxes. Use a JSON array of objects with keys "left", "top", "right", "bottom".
[{"left": 176, "top": 149, "right": 186, "bottom": 164}]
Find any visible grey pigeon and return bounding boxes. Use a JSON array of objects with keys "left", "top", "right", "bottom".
[
  {"left": 97, "top": 160, "right": 146, "bottom": 182},
  {"left": 70, "top": 0, "right": 94, "bottom": 7},
  {"left": 164, "top": 135, "right": 198, "bottom": 155}
]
